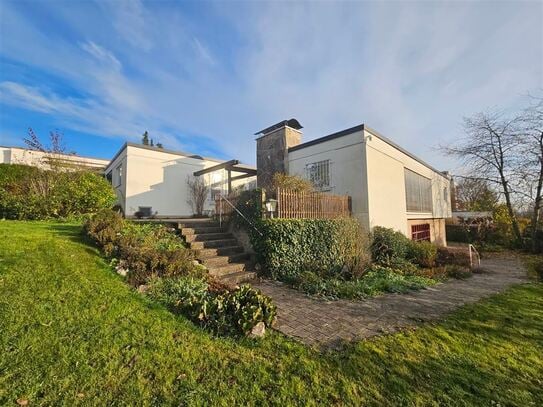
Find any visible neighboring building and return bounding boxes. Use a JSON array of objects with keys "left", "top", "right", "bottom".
[
  {"left": 255, "top": 120, "right": 452, "bottom": 245},
  {"left": 450, "top": 211, "right": 493, "bottom": 225},
  {"left": 0, "top": 146, "right": 110, "bottom": 171},
  {"left": 105, "top": 142, "right": 256, "bottom": 217}
]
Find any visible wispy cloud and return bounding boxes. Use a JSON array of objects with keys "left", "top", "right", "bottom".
[{"left": 0, "top": 0, "right": 541, "bottom": 168}]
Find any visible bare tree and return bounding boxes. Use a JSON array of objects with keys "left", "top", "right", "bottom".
[
  {"left": 442, "top": 111, "right": 523, "bottom": 243},
  {"left": 454, "top": 178, "right": 499, "bottom": 211},
  {"left": 24, "top": 128, "right": 70, "bottom": 154},
  {"left": 517, "top": 97, "right": 543, "bottom": 251},
  {"left": 186, "top": 175, "right": 209, "bottom": 216}
]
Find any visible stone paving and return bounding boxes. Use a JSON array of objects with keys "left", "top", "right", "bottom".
[{"left": 252, "top": 255, "right": 529, "bottom": 348}]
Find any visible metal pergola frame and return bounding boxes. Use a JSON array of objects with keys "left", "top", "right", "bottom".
[{"left": 193, "top": 159, "right": 257, "bottom": 195}]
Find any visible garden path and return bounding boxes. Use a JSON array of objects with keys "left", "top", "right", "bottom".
[{"left": 252, "top": 255, "right": 529, "bottom": 348}]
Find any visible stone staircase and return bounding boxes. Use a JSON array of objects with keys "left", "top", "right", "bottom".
[{"left": 178, "top": 219, "right": 256, "bottom": 286}]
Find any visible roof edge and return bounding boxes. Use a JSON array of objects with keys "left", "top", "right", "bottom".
[
  {"left": 288, "top": 124, "right": 449, "bottom": 179},
  {"left": 106, "top": 142, "right": 256, "bottom": 171}
]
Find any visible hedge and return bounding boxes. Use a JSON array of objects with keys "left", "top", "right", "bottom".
[
  {"left": 250, "top": 218, "right": 370, "bottom": 280},
  {"left": 0, "top": 164, "right": 116, "bottom": 219}
]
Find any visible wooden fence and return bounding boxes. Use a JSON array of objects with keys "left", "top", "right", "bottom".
[{"left": 276, "top": 188, "right": 351, "bottom": 219}]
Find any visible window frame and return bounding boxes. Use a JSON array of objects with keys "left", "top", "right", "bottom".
[
  {"left": 305, "top": 159, "right": 331, "bottom": 191},
  {"left": 404, "top": 168, "right": 433, "bottom": 213}
]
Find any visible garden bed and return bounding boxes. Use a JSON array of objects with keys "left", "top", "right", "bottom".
[{"left": 84, "top": 209, "right": 276, "bottom": 337}]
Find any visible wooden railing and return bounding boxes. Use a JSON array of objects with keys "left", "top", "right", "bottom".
[{"left": 276, "top": 188, "right": 351, "bottom": 219}]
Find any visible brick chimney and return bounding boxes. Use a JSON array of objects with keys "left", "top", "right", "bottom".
[{"left": 255, "top": 119, "right": 303, "bottom": 190}]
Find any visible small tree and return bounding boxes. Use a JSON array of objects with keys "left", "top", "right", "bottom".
[
  {"left": 186, "top": 175, "right": 209, "bottom": 216},
  {"left": 156, "top": 142, "right": 164, "bottom": 149},
  {"left": 142, "top": 131, "right": 149, "bottom": 146},
  {"left": 454, "top": 178, "right": 499, "bottom": 211},
  {"left": 271, "top": 173, "right": 313, "bottom": 193}
]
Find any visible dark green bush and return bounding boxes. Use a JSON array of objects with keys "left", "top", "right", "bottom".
[
  {"left": 370, "top": 226, "right": 411, "bottom": 266},
  {"left": 227, "top": 189, "right": 263, "bottom": 230},
  {"left": 83, "top": 208, "right": 124, "bottom": 255},
  {"left": 436, "top": 246, "right": 471, "bottom": 268},
  {"left": 147, "top": 276, "right": 210, "bottom": 320},
  {"left": 407, "top": 241, "right": 438, "bottom": 268},
  {"left": 250, "top": 218, "right": 370, "bottom": 281},
  {"left": 84, "top": 210, "right": 199, "bottom": 285},
  {"left": 147, "top": 277, "right": 276, "bottom": 336},
  {"left": 290, "top": 266, "right": 436, "bottom": 300},
  {"left": 0, "top": 164, "right": 116, "bottom": 219}
]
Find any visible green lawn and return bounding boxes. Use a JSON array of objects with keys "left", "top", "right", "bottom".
[{"left": 1, "top": 221, "right": 542, "bottom": 406}]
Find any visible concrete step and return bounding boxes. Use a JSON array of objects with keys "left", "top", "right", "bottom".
[
  {"left": 178, "top": 219, "right": 219, "bottom": 229},
  {"left": 181, "top": 226, "right": 225, "bottom": 235},
  {"left": 190, "top": 238, "right": 238, "bottom": 250},
  {"left": 208, "top": 262, "right": 250, "bottom": 277},
  {"left": 219, "top": 271, "right": 257, "bottom": 286},
  {"left": 202, "top": 252, "right": 251, "bottom": 267},
  {"left": 184, "top": 232, "right": 233, "bottom": 243},
  {"left": 197, "top": 246, "right": 245, "bottom": 257}
]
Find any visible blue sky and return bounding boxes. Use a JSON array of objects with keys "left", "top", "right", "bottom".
[{"left": 0, "top": 0, "right": 541, "bottom": 170}]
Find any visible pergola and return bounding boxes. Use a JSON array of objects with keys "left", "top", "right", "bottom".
[{"left": 193, "top": 159, "right": 257, "bottom": 195}]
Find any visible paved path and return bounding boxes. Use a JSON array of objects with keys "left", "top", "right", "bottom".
[{"left": 252, "top": 255, "right": 528, "bottom": 348}]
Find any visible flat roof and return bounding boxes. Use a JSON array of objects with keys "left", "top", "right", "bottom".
[
  {"left": 106, "top": 142, "right": 256, "bottom": 172},
  {"left": 0, "top": 145, "right": 110, "bottom": 162},
  {"left": 288, "top": 124, "right": 449, "bottom": 179}
]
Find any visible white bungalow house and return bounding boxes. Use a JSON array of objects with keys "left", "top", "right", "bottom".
[
  {"left": 104, "top": 142, "right": 256, "bottom": 218},
  {"left": 256, "top": 120, "right": 452, "bottom": 245}
]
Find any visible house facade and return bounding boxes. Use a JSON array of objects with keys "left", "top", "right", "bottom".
[
  {"left": 255, "top": 121, "right": 452, "bottom": 245},
  {"left": 105, "top": 143, "right": 256, "bottom": 217},
  {"left": 0, "top": 146, "right": 110, "bottom": 171}
]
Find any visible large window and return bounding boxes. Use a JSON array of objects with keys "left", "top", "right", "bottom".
[
  {"left": 404, "top": 169, "right": 432, "bottom": 213},
  {"left": 305, "top": 160, "right": 331, "bottom": 190}
]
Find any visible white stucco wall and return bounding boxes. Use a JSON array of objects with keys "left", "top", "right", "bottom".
[
  {"left": 285, "top": 127, "right": 451, "bottom": 238},
  {"left": 105, "top": 144, "right": 256, "bottom": 217},
  {"left": 364, "top": 128, "right": 452, "bottom": 235},
  {"left": 0, "top": 146, "right": 109, "bottom": 171},
  {"left": 287, "top": 129, "right": 370, "bottom": 228}
]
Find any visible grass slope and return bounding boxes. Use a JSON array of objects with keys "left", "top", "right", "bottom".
[{"left": 0, "top": 221, "right": 542, "bottom": 406}]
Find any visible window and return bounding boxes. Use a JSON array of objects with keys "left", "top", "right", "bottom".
[
  {"left": 404, "top": 169, "right": 432, "bottom": 212},
  {"left": 105, "top": 171, "right": 112, "bottom": 184},
  {"left": 114, "top": 164, "right": 122, "bottom": 187},
  {"left": 305, "top": 160, "right": 331, "bottom": 190},
  {"left": 411, "top": 224, "right": 430, "bottom": 242}
]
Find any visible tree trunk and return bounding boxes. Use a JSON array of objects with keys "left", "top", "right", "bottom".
[
  {"left": 530, "top": 133, "right": 543, "bottom": 252},
  {"left": 500, "top": 176, "right": 522, "bottom": 243}
]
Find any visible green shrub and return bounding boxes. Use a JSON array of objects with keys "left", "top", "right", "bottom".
[
  {"left": 524, "top": 255, "right": 543, "bottom": 280},
  {"left": 210, "top": 285, "right": 277, "bottom": 335},
  {"left": 228, "top": 189, "right": 263, "bottom": 230},
  {"left": 370, "top": 226, "right": 411, "bottom": 266},
  {"left": 0, "top": 164, "right": 116, "bottom": 219},
  {"left": 84, "top": 210, "right": 199, "bottom": 285},
  {"left": 147, "top": 277, "right": 276, "bottom": 336},
  {"left": 407, "top": 241, "right": 438, "bottom": 268},
  {"left": 290, "top": 266, "right": 436, "bottom": 300},
  {"left": 436, "top": 246, "right": 471, "bottom": 268},
  {"left": 147, "top": 276, "right": 210, "bottom": 320},
  {"left": 83, "top": 208, "right": 125, "bottom": 255},
  {"left": 270, "top": 173, "right": 313, "bottom": 193},
  {"left": 251, "top": 217, "right": 371, "bottom": 281}
]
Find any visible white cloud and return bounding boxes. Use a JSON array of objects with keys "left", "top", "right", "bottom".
[
  {"left": 0, "top": 0, "right": 541, "bottom": 169},
  {"left": 80, "top": 41, "right": 122, "bottom": 71}
]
